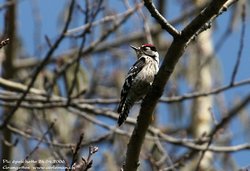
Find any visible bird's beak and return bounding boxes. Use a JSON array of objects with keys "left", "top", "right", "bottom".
[{"left": 130, "top": 45, "right": 139, "bottom": 51}]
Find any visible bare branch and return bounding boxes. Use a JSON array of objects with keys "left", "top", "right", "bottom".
[
  {"left": 71, "top": 133, "right": 84, "bottom": 167},
  {"left": 17, "top": 121, "right": 55, "bottom": 170},
  {"left": 143, "top": 0, "right": 180, "bottom": 37},
  {"left": 230, "top": 3, "right": 246, "bottom": 85},
  {"left": 0, "top": 77, "right": 46, "bottom": 95},
  {"left": 159, "top": 79, "right": 250, "bottom": 103}
]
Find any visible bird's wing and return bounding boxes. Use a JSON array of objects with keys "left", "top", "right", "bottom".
[{"left": 117, "top": 57, "right": 146, "bottom": 113}]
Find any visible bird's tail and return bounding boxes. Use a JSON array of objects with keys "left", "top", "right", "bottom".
[{"left": 117, "top": 99, "right": 133, "bottom": 126}]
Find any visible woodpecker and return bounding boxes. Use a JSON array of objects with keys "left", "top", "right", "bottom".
[{"left": 117, "top": 44, "right": 159, "bottom": 126}]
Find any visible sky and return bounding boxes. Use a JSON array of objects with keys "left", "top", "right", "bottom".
[{"left": 0, "top": 0, "right": 249, "bottom": 169}]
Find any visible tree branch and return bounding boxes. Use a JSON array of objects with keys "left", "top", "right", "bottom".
[
  {"left": 123, "top": 0, "right": 237, "bottom": 170},
  {"left": 143, "top": 0, "right": 180, "bottom": 37},
  {"left": 230, "top": 3, "right": 245, "bottom": 85}
]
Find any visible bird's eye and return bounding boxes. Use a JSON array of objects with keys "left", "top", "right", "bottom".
[{"left": 150, "top": 46, "right": 156, "bottom": 51}]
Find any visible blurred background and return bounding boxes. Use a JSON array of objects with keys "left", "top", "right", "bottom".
[{"left": 0, "top": 0, "right": 249, "bottom": 170}]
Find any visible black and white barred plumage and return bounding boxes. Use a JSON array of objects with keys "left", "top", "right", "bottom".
[{"left": 117, "top": 44, "right": 159, "bottom": 126}]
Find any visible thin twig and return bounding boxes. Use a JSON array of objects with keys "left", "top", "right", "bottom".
[
  {"left": 71, "top": 133, "right": 84, "bottom": 167},
  {"left": 17, "top": 121, "right": 55, "bottom": 170},
  {"left": 67, "top": 0, "right": 102, "bottom": 103},
  {"left": 230, "top": 3, "right": 246, "bottom": 85},
  {"left": 7, "top": 123, "right": 111, "bottom": 149},
  {"left": 143, "top": 0, "right": 180, "bottom": 37}
]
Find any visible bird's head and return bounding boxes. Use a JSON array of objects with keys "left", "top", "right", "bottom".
[{"left": 130, "top": 44, "right": 159, "bottom": 63}]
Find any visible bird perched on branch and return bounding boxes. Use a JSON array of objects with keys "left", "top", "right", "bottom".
[{"left": 117, "top": 44, "right": 159, "bottom": 126}]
